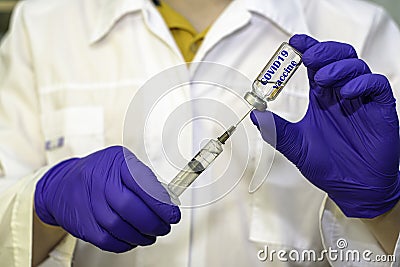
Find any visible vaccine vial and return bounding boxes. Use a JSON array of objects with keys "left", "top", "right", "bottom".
[{"left": 244, "top": 42, "right": 302, "bottom": 111}]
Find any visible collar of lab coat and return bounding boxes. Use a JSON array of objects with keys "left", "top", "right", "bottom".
[
  {"left": 246, "top": 0, "right": 310, "bottom": 35},
  {"left": 90, "top": 0, "right": 310, "bottom": 44}
]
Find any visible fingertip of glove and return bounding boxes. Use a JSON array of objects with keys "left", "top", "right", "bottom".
[
  {"left": 153, "top": 196, "right": 181, "bottom": 224},
  {"left": 339, "top": 87, "right": 354, "bottom": 100},
  {"left": 169, "top": 205, "right": 181, "bottom": 224},
  {"left": 314, "top": 67, "right": 339, "bottom": 88},
  {"left": 289, "top": 34, "right": 319, "bottom": 54},
  {"left": 339, "top": 74, "right": 369, "bottom": 99},
  {"left": 340, "top": 74, "right": 394, "bottom": 103}
]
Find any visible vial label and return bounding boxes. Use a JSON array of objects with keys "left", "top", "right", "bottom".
[{"left": 252, "top": 42, "right": 302, "bottom": 101}]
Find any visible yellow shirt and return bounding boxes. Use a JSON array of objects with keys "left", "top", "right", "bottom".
[{"left": 156, "top": 1, "right": 209, "bottom": 62}]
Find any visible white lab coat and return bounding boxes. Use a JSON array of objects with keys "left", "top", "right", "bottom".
[{"left": 0, "top": 0, "right": 400, "bottom": 266}]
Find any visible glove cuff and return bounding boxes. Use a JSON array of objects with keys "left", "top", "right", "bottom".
[
  {"left": 34, "top": 158, "right": 79, "bottom": 226},
  {"left": 34, "top": 176, "right": 57, "bottom": 225},
  {"left": 331, "top": 172, "right": 400, "bottom": 219}
]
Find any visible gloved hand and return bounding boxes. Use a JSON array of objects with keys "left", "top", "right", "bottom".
[
  {"left": 34, "top": 146, "right": 180, "bottom": 252},
  {"left": 251, "top": 34, "right": 400, "bottom": 218}
]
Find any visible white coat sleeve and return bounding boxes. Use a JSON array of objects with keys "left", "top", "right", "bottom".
[
  {"left": 0, "top": 3, "right": 75, "bottom": 266},
  {"left": 319, "top": 6, "right": 400, "bottom": 267}
]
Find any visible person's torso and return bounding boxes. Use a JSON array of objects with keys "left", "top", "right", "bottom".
[{"left": 25, "top": 0, "right": 392, "bottom": 266}]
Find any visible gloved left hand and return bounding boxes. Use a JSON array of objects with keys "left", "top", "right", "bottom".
[
  {"left": 251, "top": 34, "right": 400, "bottom": 218},
  {"left": 34, "top": 146, "right": 180, "bottom": 252}
]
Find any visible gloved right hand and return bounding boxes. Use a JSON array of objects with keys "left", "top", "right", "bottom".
[
  {"left": 34, "top": 146, "right": 180, "bottom": 252},
  {"left": 250, "top": 34, "right": 400, "bottom": 219}
]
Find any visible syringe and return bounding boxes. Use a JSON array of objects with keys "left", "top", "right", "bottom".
[
  {"left": 165, "top": 108, "right": 254, "bottom": 204},
  {"left": 165, "top": 41, "right": 302, "bottom": 204}
]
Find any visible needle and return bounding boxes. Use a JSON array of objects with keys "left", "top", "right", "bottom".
[
  {"left": 234, "top": 107, "right": 254, "bottom": 127},
  {"left": 218, "top": 107, "right": 255, "bottom": 144}
]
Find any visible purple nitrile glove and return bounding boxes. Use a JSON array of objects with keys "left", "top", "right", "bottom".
[
  {"left": 250, "top": 34, "right": 400, "bottom": 218},
  {"left": 34, "top": 146, "right": 180, "bottom": 252}
]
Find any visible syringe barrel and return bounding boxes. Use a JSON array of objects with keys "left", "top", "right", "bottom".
[{"left": 167, "top": 139, "right": 223, "bottom": 198}]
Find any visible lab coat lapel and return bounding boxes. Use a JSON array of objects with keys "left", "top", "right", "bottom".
[{"left": 90, "top": 0, "right": 183, "bottom": 61}]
